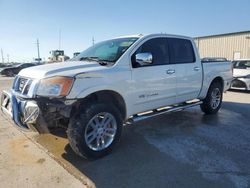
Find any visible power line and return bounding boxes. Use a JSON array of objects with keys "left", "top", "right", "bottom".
[
  {"left": 59, "top": 29, "right": 61, "bottom": 50},
  {"left": 1, "top": 48, "right": 4, "bottom": 63},
  {"left": 35, "top": 39, "right": 41, "bottom": 63},
  {"left": 92, "top": 36, "right": 95, "bottom": 46}
]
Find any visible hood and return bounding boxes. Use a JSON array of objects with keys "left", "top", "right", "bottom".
[
  {"left": 233, "top": 68, "right": 250, "bottom": 77},
  {"left": 18, "top": 61, "right": 108, "bottom": 79}
]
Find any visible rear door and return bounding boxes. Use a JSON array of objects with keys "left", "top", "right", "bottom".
[
  {"left": 130, "top": 37, "right": 176, "bottom": 114},
  {"left": 168, "top": 38, "right": 202, "bottom": 103}
]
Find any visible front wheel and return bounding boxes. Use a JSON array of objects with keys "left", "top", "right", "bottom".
[
  {"left": 200, "top": 82, "right": 223, "bottom": 114},
  {"left": 67, "top": 103, "right": 123, "bottom": 159}
]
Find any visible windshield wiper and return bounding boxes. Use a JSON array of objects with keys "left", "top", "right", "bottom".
[
  {"left": 79, "top": 56, "right": 114, "bottom": 66},
  {"left": 80, "top": 56, "right": 100, "bottom": 61}
]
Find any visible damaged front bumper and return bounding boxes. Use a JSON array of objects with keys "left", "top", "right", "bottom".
[{"left": 1, "top": 90, "right": 39, "bottom": 130}]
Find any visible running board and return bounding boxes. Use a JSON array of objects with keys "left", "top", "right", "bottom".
[{"left": 129, "top": 101, "right": 203, "bottom": 123}]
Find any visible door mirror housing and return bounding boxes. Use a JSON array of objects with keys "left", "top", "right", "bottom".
[{"left": 135, "top": 52, "right": 153, "bottom": 66}]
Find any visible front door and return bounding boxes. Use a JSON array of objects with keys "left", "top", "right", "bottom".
[{"left": 129, "top": 37, "right": 176, "bottom": 115}]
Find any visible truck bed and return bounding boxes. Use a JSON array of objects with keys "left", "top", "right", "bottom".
[{"left": 199, "top": 61, "right": 232, "bottom": 99}]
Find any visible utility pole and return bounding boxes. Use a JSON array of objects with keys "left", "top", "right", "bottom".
[
  {"left": 92, "top": 37, "right": 95, "bottom": 46},
  {"left": 1, "top": 48, "right": 4, "bottom": 63},
  {"left": 7, "top": 54, "right": 9, "bottom": 63},
  {"left": 59, "top": 29, "right": 61, "bottom": 50},
  {"left": 36, "top": 39, "right": 41, "bottom": 63}
]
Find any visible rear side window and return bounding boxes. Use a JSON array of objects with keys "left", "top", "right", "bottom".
[
  {"left": 132, "top": 38, "right": 170, "bottom": 67},
  {"left": 168, "top": 38, "right": 196, "bottom": 63}
]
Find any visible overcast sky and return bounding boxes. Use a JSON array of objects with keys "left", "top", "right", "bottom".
[{"left": 0, "top": 0, "right": 250, "bottom": 62}]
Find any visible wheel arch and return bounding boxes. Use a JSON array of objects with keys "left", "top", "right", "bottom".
[
  {"left": 210, "top": 76, "right": 224, "bottom": 89},
  {"left": 72, "top": 90, "right": 127, "bottom": 121},
  {"left": 199, "top": 76, "right": 224, "bottom": 100}
]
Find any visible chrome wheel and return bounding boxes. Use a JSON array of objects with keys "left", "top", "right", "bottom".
[
  {"left": 210, "top": 88, "right": 221, "bottom": 109},
  {"left": 84, "top": 112, "right": 117, "bottom": 151}
]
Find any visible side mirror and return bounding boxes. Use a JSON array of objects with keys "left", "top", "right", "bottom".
[{"left": 135, "top": 52, "right": 153, "bottom": 66}]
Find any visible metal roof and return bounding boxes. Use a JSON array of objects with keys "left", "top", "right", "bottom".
[{"left": 195, "top": 30, "right": 250, "bottom": 39}]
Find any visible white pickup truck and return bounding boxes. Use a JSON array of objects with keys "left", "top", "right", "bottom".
[{"left": 1, "top": 34, "right": 232, "bottom": 159}]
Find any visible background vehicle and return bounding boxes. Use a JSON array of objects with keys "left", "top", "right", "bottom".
[
  {"left": 1, "top": 34, "right": 232, "bottom": 159},
  {"left": 0, "top": 63, "right": 36, "bottom": 76},
  {"left": 0, "top": 63, "right": 13, "bottom": 68},
  {"left": 0, "top": 63, "right": 12, "bottom": 73},
  {"left": 231, "top": 59, "right": 250, "bottom": 90},
  {"left": 48, "top": 50, "right": 69, "bottom": 63}
]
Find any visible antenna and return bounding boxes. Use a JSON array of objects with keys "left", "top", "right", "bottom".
[
  {"left": 36, "top": 39, "right": 41, "bottom": 63},
  {"left": 59, "top": 29, "right": 61, "bottom": 50},
  {"left": 92, "top": 36, "right": 95, "bottom": 46},
  {"left": 1, "top": 48, "right": 4, "bottom": 63}
]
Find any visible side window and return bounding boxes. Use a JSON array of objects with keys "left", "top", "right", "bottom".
[
  {"left": 168, "top": 38, "right": 196, "bottom": 64},
  {"left": 132, "top": 38, "right": 170, "bottom": 68}
]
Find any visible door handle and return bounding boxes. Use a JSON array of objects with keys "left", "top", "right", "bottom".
[
  {"left": 166, "top": 69, "right": 175, "bottom": 74},
  {"left": 194, "top": 67, "right": 200, "bottom": 71}
]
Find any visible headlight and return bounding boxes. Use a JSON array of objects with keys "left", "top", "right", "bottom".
[{"left": 36, "top": 76, "right": 74, "bottom": 97}]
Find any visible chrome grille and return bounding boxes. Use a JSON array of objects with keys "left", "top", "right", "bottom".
[
  {"left": 13, "top": 76, "right": 33, "bottom": 95},
  {"left": 18, "top": 77, "right": 28, "bottom": 92}
]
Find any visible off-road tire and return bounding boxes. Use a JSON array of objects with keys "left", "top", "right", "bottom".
[
  {"left": 67, "top": 103, "right": 123, "bottom": 159},
  {"left": 200, "top": 82, "right": 223, "bottom": 114}
]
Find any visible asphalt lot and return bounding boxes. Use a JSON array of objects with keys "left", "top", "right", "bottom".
[{"left": 0, "top": 76, "right": 250, "bottom": 188}]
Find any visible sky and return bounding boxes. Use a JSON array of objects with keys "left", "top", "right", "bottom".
[{"left": 0, "top": 0, "right": 250, "bottom": 62}]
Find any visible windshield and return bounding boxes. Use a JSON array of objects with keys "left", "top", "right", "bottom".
[
  {"left": 233, "top": 60, "right": 250, "bottom": 69},
  {"left": 71, "top": 37, "right": 138, "bottom": 63}
]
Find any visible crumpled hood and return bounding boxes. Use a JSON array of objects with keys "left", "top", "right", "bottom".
[
  {"left": 233, "top": 68, "right": 250, "bottom": 77},
  {"left": 18, "top": 61, "right": 108, "bottom": 79}
]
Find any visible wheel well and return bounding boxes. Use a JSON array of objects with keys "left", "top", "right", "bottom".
[
  {"left": 74, "top": 90, "right": 127, "bottom": 120},
  {"left": 210, "top": 77, "right": 224, "bottom": 89}
]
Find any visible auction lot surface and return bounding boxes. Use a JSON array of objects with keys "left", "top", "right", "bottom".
[{"left": 1, "top": 76, "right": 250, "bottom": 188}]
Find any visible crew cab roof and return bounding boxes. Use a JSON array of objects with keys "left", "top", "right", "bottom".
[{"left": 115, "top": 33, "right": 193, "bottom": 40}]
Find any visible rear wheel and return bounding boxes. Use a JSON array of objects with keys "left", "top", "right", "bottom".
[
  {"left": 200, "top": 82, "right": 223, "bottom": 114},
  {"left": 67, "top": 103, "right": 123, "bottom": 159}
]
